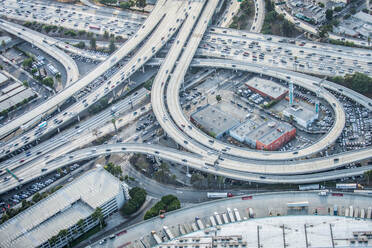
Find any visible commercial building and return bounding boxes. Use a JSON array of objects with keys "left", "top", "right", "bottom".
[
  {"left": 0, "top": 72, "right": 8, "bottom": 86},
  {"left": 92, "top": 191, "right": 372, "bottom": 248},
  {"left": 283, "top": 104, "right": 318, "bottom": 128},
  {"left": 0, "top": 82, "right": 37, "bottom": 112},
  {"left": 230, "top": 119, "right": 296, "bottom": 151},
  {"left": 245, "top": 77, "right": 288, "bottom": 101},
  {"left": 190, "top": 104, "right": 240, "bottom": 138},
  {"left": 154, "top": 216, "right": 372, "bottom": 248},
  {"left": 0, "top": 166, "right": 130, "bottom": 248}
]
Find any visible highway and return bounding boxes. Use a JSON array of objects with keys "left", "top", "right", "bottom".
[
  {"left": 274, "top": 4, "right": 372, "bottom": 48},
  {"left": 3, "top": 142, "right": 372, "bottom": 194},
  {"left": 0, "top": 0, "right": 144, "bottom": 39},
  {"left": 0, "top": 0, "right": 370, "bottom": 196},
  {"left": 251, "top": 0, "right": 265, "bottom": 32},
  {"left": 0, "top": 19, "right": 80, "bottom": 87},
  {"left": 0, "top": 0, "right": 170, "bottom": 139}
]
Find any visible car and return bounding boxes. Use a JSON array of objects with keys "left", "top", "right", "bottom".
[
  {"left": 182, "top": 159, "right": 187, "bottom": 163},
  {"left": 99, "top": 239, "right": 107, "bottom": 245},
  {"left": 41, "top": 168, "right": 47, "bottom": 172},
  {"left": 109, "top": 234, "right": 116, "bottom": 239}
]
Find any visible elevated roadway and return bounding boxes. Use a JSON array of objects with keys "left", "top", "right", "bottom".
[
  {"left": 2, "top": 141, "right": 372, "bottom": 194},
  {"left": 0, "top": 0, "right": 191, "bottom": 158},
  {"left": 0, "top": 19, "right": 80, "bottom": 87},
  {"left": 0, "top": 0, "right": 169, "bottom": 139}
]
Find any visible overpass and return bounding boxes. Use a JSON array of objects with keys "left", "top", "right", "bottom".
[
  {"left": 0, "top": 0, "right": 171, "bottom": 139},
  {"left": 0, "top": 19, "right": 80, "bottom": 87}
]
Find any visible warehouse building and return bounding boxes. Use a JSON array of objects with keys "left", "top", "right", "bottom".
[
  {"left": 230, "top": 120, "right": 296, "bottom": 151},
  {"left": 190, "top": 104, "right": 240, "bottom": 138},
  {"left": 283, "top": 104, "right": 318, "bottom": 128},
  {"left": 0, "top": 166, "right": 130, "bottom": 248},
  {"left": 245, "top": 77, "right": 288, "bottom": 101},
  {"left": 0, "top": 72, "right": 8, "bottom": 86}
]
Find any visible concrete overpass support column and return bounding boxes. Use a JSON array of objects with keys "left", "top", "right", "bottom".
[
  {"left": 57, "top": 105, "right": 61, "bottom": 112},
  {"left": 142, "top": 66, "right": 145, "bottom": 73},
  {"left": 77, "top": 115, "right": 80, "bottom": 122},
  {"left": 112, "top": 88, "right": 116, "bottom": 100},
  {"left": 57, "top": 128, "right": 60, "bottom": 133}
]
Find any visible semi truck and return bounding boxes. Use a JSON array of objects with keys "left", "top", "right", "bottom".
[
  {"left": 336, "top": 184, "right": 363, "bottom": 190},
  {"left": 298, "top": 184, "right": 319, "bottom": 190}
]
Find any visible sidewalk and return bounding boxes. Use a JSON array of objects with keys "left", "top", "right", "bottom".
[{"left": 75, "top": 198, "right": 155, "bottom": 248}]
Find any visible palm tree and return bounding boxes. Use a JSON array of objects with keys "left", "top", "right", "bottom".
[
  {"left": 111, "top": 118, "right": 117, "bottom": 134},
  {"left": 92, "top": 208, "right": 104, "bottom": 229}
]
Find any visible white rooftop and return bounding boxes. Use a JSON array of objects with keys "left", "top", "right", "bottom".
[
  {"left": 245, "top": 77, "right": 288, "bottom": 99},
  {"left": 157, "top": 215, "right": 372, "bottom": 248},
  {"left": 0, "top": 166, "right": 124, "bottom": 248},
  {"left": 0, "top": 72, "right": 8, "bottom": 85}
]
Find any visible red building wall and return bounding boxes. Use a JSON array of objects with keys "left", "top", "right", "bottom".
[
  {"left": 256, "top": 128, "right": 296, "bottom": 151},
  {"left": 246, "top": 85, "right": 288, "bottom": 101}
]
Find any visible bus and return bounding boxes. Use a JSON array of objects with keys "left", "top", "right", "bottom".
[{"left": 207, "top": 192, "right": 233, "bottom": 198}]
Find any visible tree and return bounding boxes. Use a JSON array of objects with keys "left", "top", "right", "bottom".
[
  {"left": 111, "top": 118, "right": 117, "bottom": 134},
  {"left": 42, "top": 77, "right": 54, "bottom": 88},
  {"left": 136, "top": 0, "right": 146, "bottom": 10},
  {"left": 364, "top": 170, "right": 372, "bottom": 185},
  {"left": 120, "top": 187, "right": 147, "bottom": 215},
  {"left": 23, "top": 81, "right": 29, "bottom": 87},
  {"left": 326, "top": 9, "right": 333, "bottom": 21},
  {"left": 103, "top": 30, "right": 109, "bottom": 39},
  {"left": 32, "top": 192, "right": 42, "bottom": 203},
  {"left": 76, "top": 41, "right": 85, "bottom": 49},
  {"left": 216, "top": 94, "right": 222, "bottom": 102},
  {"left": 90, "top": 37, "right": 97, "bottom": 50},
  {"left": 92, "top": 207, "right": 104, "bottom": 229},
  {"left": 109, "top": 39, "right": 116, "bottom": 53},
  {"left": 22, "top": 58, "right": 33, "bottom": 68},
  {"left": 55, "top": 73, "right": 61, "bottom": 82},
  {"left": 120, "top": 1, "right": 132, "bottom": 9}
]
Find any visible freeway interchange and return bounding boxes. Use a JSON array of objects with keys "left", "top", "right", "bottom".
[{"left": 0, "top": 0, "right": 371, "bottom": 196}]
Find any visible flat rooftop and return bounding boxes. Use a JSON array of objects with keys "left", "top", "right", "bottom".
[
  {"left": 0, "top": 72, "right": 8, "bottom": 85},
  {"left": 283, "top": 104, "right": 317, "bottom": 122},
  {"left": 230, "top": 119, "right": 257, "bottom": 138},
  {"left": 0, "top": 88, "right": 36, "bottom": 112},
  {"left": 191, "top": 104, "right": 239, "bottom": 136},
  {"left": 156, "top": 215, "right": 372, "bottom": 248},
  {"left": 245, "top": 77, "right": 288, "bottom": 99},
  {"left": 247, "top": 120, "right": 294, "bottom": 145},
  {"left": 0, "top": 166, "right": 125, "bottom": 248}
]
